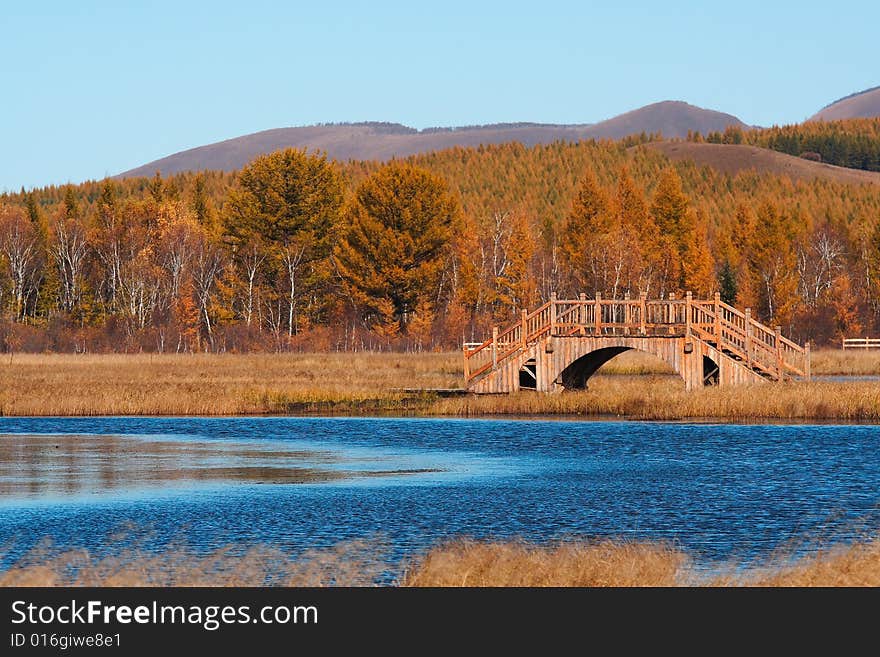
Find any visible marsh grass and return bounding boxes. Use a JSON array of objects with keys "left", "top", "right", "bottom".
[
  {"left": 0, "top": 537, "right": 389, "bottom": 587},
  {"left": 0, "top": 352, "right": 460, "bottom": 416},
  {"left": 810, "top": 348, "right": 880, "bottom": 376},
  {"left": 405, "top": 538, "right": 880, "bottom": 587},
  {"left": 431, "top": 377, "right": 880, "bottom": 421},
  {"left": 3, "top": 537, "right": 878, "bottom": 587},
  {"left": 402, "top": 539, "right": 688, "bottom": 587},
  {"left": 734, "top": 540, "right": 880, "bottom": 586},
  {"left": 1, "top": 350, "right": 879, "bottom": 420}
]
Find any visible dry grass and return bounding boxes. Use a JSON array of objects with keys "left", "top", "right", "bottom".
[
  {"left": 1, "top": 350, "right": 878, "bottom": 419},
  {"left": 0, "top": 352, "right": 460, "bottom": 416},
  {"left": 810, "top": 348, "right": 880, "bottom": 375},
  {"left": 0, "top": 539, "right": 387, "bottom": 587},
  {"left": 741, "top": 541, "right": 880, "bottom": 587},
  {"left": 432, "top": 376, "right": 880, "bottom": 421},
  {"left": 3, "top": 537, "right": 879, "bottom": 587},
  {"left": 402, "top": 540, "right": 687, "bottom": 587},
  {"left": 405, "top": 538, "right": 880, "bottom": 587}
]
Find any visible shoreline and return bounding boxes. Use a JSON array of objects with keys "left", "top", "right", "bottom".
[
  {"left": 3, "top": 408, "right": 880, "bottom": 426},
  {"left": 3, "top": 351, "right": 880, "bottom": 422}
]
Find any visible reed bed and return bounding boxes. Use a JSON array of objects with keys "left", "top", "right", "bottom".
[
  {"left": 733, "top": 539, "right": 880, "bottom": 586},
  {"left": 3, "top": 537, "right": 878, "bottom": 587},
  {"left": 431, "top": 377, "right": 880, "bottom": 421},
  {"left": 404, "top": 538, "right": 880, "bottom": 587},
  {"left": 0, "top": 539, "right": 387, "bottom": 587},
  {"left": 0, "top": 352, "right": 460, "bottom": 416},
  {"left": 810, "top": 348, "right": 880, "bottom": 376},
  {"left": 1, "top": 351, "right": 879, "bottom": 419},
  {"left": 402, "top": 540, "right": 687, "bottom": 587}
]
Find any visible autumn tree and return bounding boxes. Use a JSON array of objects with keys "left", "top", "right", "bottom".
[
  {"left": 718, "top": 262, "right": 738, "bottom": 304},
  {"left": 681, "top": 208, "right": 715, "bottom": 296},
  {"left": 50, "top": 188, "right": 89, "bottom": 315},
  {"left": 190, "top": 225, "right": 225, "bottom": 349},
  {"left": 489, "top": 209, "right": 537, "bottom": 316},
  {"left": 190, "top": 173, "right": 216, "bottom": 230},
  {"left": 797, "top": 224, "right": 846, "bottom": 308},
  {"left": 650, "top": 167, "right": 691, "bottom": 295},
  {"left": 334, "top": 163, "right": 460, "bottom": 333},
  {"left": 22, "top": 191, "right": 52, "bottom": 321},
  {"left": 114, "top": 200, "right": 163, "bottom": 333},
  {"left": 746, "top": 201, "right": 798, "bottom": 324},
  {"left": 560, "top": 169, "right": 610, "bottom": 295},
  {"left": 223, "top": 149, "right": 344, "bottom": 337},
  {"left": 609, "top": 168, "right": 657, "bottom": 297},
  {"left": 463, "top": 208, "right": 538, "bottom": 323},
  {"left": 148, "top": 172, "right": 165, "bottom": 204},
  {"left": 0, "top": 204, "right": 40, "bottom": 320},
  {"left": 92, "top": 179, "right": 124, "bottom": 310}
]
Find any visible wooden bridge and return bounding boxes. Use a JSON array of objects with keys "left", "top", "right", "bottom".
[{"left": 463, "top": 292, "right": 811, "bottom": 393}]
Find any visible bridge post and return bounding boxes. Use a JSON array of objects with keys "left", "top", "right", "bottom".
[
  {"left": 668, "top": 292, "right": 676, "bottom": 334},
  {"left": 549, "top": 292, "right": 557, "bottom": 336},
  {"left": 805, "top": 341, "right": 811, "bottom": 381},
  {"left": 492, "top": 326, "right": 498, "bottom": 369},
  {"left": 578, "top": 293, "right": 586, "bottom": 331},
  {"left": 774, "top": 326, "right": 783, "bottom": 381},
  {"left": 685, "top": 291, "right": 692, "bottom": 337},
  {"left": 624, "top": 292, "right": 631, "bottom": 335},
  {"left": 521, "top": 309, "right": 528, "bottom": 348},
  {"left": 640, "top": 292, "right": 647, "bottom": 335},
  {"left": 463, "top": 343, "right": 470, "bottom": 382},
  {"left": 744, "top": 308, "right": 753, "bottom": 369},
  {"left": 595, "top": 292, "right": 602, "bottom": 335},
  {"left": 714, "top": 292, "right": 722, "bottom": 345}
]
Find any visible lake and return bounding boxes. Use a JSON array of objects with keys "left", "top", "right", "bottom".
[{"left": 1, "top": 416, "right": 878, "bottom": 578}]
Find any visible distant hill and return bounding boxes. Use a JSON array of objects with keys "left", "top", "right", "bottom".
[
  {"left": 810, "top": 86, "right": 880, "bottom": 121},
  {"left": 640, "top": 141, "right": 880, "bottom": 185},
  {"left": 117, "top": 101, "right": 747, "bottom": 178}
]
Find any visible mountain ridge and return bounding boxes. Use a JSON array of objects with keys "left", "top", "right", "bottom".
[
  {"left": 810, "top": 86, "right": 880, "bottom": 121},
  {"left": 117, "top": 101, "right": 747, "bottom": 178}
]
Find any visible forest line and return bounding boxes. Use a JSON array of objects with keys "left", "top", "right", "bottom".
[{"left": 1, "top": 135, "right": 880, "bottom": 353}]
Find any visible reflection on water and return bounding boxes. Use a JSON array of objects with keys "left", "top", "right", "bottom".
[
  {"left": 0, "top": 434, "right": 443, "bottom": 499},
  {"left": 0, "top": 416, "right": 878, "bottom": 571}
]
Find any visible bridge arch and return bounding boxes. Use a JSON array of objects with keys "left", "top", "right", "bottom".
[
  {"left": 556, "top": 345, "right": 720, "bottom": 390},
  {"left": 536, "top": 336, "right": 721, "bottom": 392},
  {"left": 558, "top": 346, "right": 635, "bottom": 389}
]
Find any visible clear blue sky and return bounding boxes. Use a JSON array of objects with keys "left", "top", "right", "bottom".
[{"left": 2, "top": 1, "right": 877, "bottom": 191}]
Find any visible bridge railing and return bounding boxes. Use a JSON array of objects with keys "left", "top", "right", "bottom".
[
  {"left": 463, "top": 300, "right": 553, "bottom": 381},
  {"left": 842, "top": 337, "right": 880, "bottom": 349},
  {"left": 554, "top": 295, "right": 700, "bottom": 336},
  {"left": 464, "top": 293, "right": 810, "bottom": 385}
]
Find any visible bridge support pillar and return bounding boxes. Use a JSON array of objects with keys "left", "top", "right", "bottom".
[{"left": 534, "top": 337, "right": 562, "bottom": 392}]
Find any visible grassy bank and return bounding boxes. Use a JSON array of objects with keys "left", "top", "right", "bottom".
[
  {"left": 810, "top": 348, "right": 880, "bottom": 376},
  {"left": 431, "top": 378, "right": 880, "bottom": 421},
  {"left": 1, "top": 350, "right": 879, "bottom": 420},
  {"left": 2, "top": 537, "right": 878, "bottom": 587},
  {"left": 0, "top": 352, "right": 459, "bottom": 416}
]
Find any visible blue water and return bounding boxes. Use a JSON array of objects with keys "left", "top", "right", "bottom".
[{"left": 1, "top": 416, "right": 878, "bottom": 574}]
